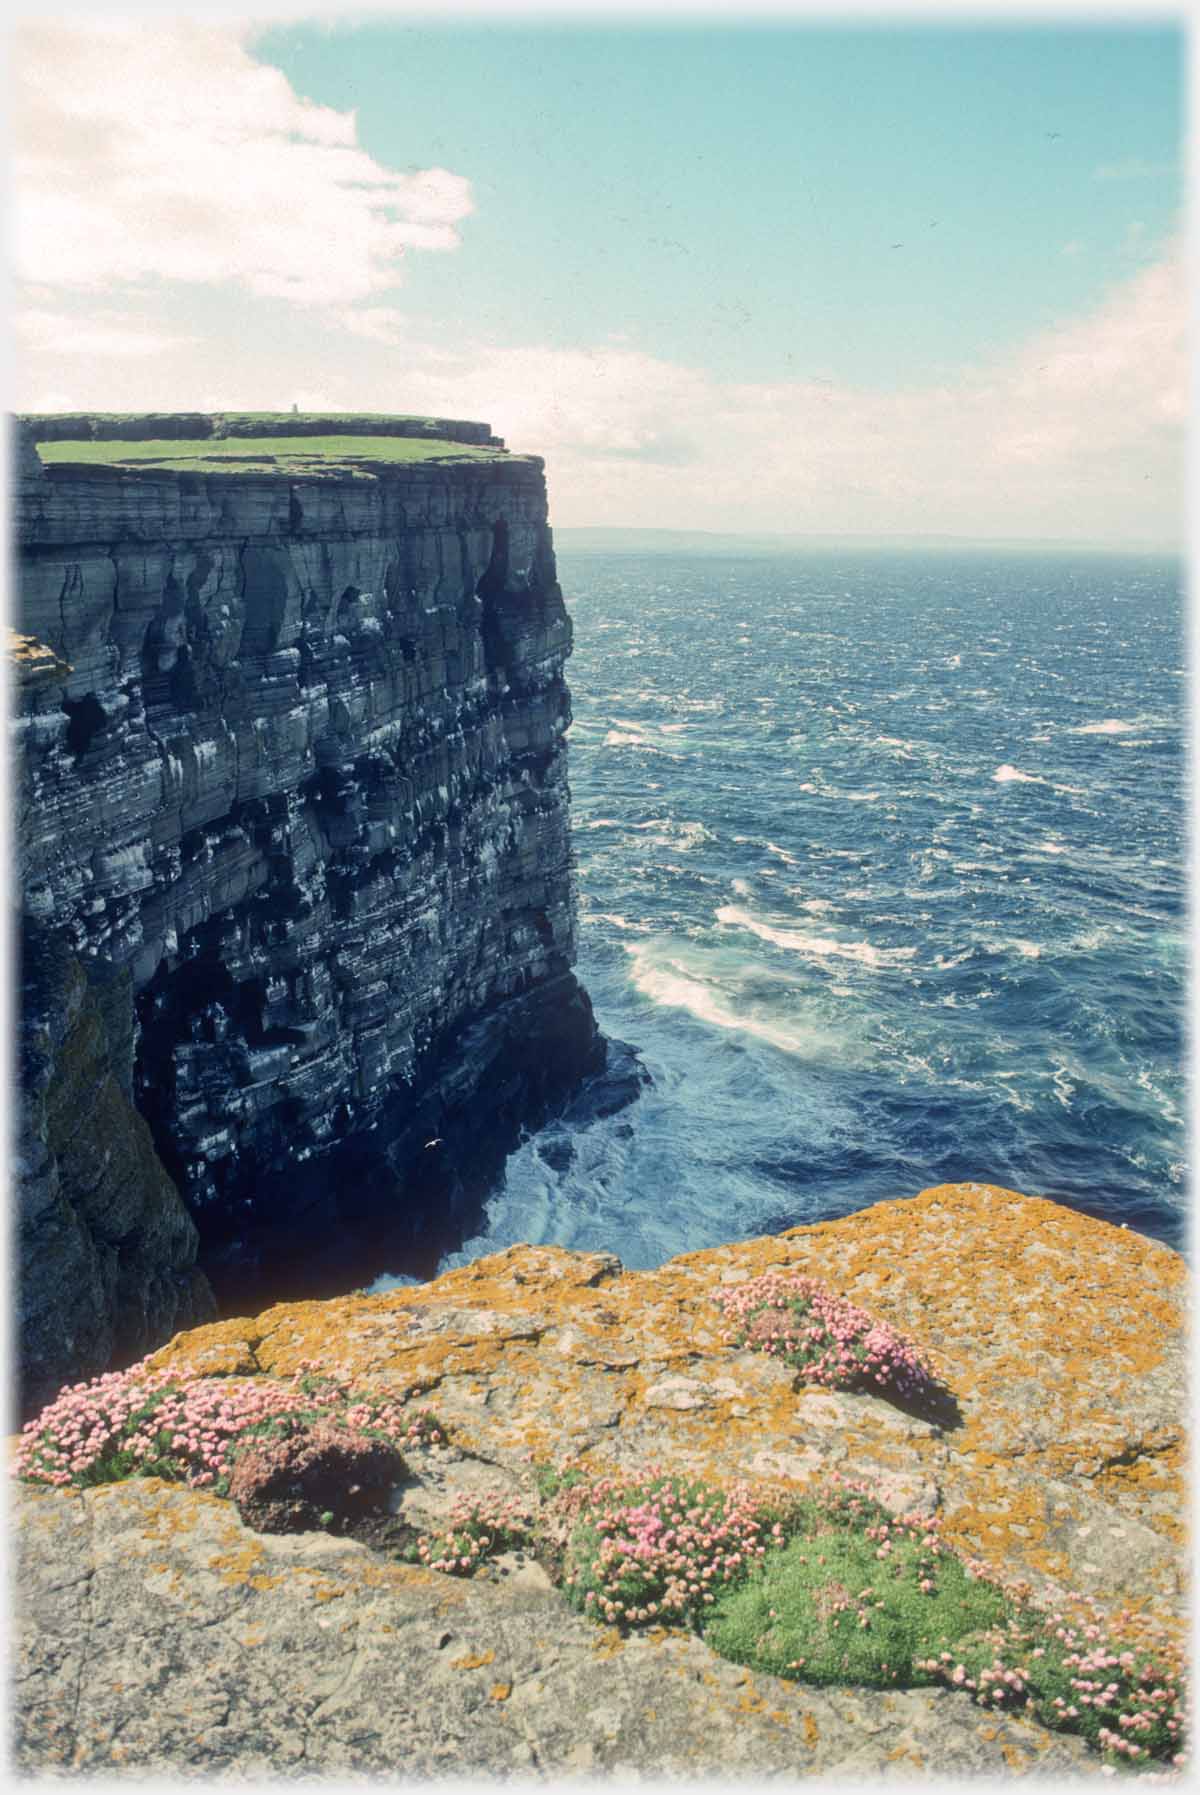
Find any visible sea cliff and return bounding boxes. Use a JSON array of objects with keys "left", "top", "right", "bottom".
[{"left": 11, "top": 415, "right": 613, "bottom": 1413}]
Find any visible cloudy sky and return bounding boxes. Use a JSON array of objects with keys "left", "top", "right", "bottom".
[{"left": 12, "top": 4, "right": 1184, "bottom": 545}]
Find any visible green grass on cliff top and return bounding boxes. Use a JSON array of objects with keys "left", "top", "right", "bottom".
[{"left": 35, "top": 435, "right": 509, "bottom": 471}]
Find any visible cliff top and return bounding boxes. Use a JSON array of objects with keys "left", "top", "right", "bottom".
[
  {"left": 34, "top": 432, "right": 512, "bottom": 474},
  {"left": 21, "top": 409, "right": 500, "bottom": 444},
  {"left": 17, "top": 409, "right": 520, "bottom": 477}
]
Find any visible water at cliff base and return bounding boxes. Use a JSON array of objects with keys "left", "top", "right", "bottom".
[{"left": 438, "top": 548, "right": 1186, "bottom": 1272}]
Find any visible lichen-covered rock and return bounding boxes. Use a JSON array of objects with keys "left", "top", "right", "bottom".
[
  {"left": 149, "top": 1180, "right": 1188, "bottom": 1640},
  {"left": 227, "top": 1421, "right": 407, "bottom": 1535},
  {"left": 13, "top": 1181, "right": 1185, "bottom": 1779},
  {"left": 11, "top": 417, "right": 615, "bottom": 1404}
]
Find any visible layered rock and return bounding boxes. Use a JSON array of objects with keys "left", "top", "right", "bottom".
[
  {"left": 13, "top": 1182, "right": 1185, "bottom": 1778},
  {"left": 11, "top": 417, "right": 608, "bottom": 1409}
]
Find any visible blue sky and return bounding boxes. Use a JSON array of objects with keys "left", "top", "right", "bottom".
[
  {"left": 256, "top": 20, "right": 1181, "bottom": 387},
  {"left": 12, "top": 9, "right": 1185, "bottom": 544}
]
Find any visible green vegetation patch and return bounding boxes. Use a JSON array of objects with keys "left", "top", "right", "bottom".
[
  {"left": 36, "top": 434, "right": 508, "bottom": 471},
  {"left": 702, "top": 1489, "right": 1006, "bottom": 1687},
  {"left": 531, "top": 1461, "right": 1186, "bottom": 1769}
]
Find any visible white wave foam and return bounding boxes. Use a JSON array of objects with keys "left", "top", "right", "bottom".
[
  {"left": 802, "top": 898, "right": 834, "bottom": 914},
  {"left": 1135, "top": 1068, "right": 1182, "bottom": 1128},
  {"left": 716, "top": 905, "right": 916, "bottom": 969},
  {"left": 731, "top": 878, "right": 754, "bottom": 898},
  {"left": 994, "top": 1073, "right": 1035, "bottom": 1114},
  {"left": 934, "top": 948, "right": 974, "bottom": 970},
  {"left": 765, "top": 841, "right": 799, "bottom": 866},
  {"left": 1011, "top": 940, "right": 1042, "bottom": 959},
  {"left": 626, "top": 947, "right": 813, "bottom": 1057},
  {"left": 1070, "top": 926, "right": 1113, "bottom": 951},
  {"left": 845, "top": 791, "right": 880, "bottom": 802},
  {"left": 1051, "top": 1061, "right": 1075, "bottom": 1109},
  {"left": 364, "top": 1269, "right": 421, "bottom": 1294},
  {"left": 946, "top": 653, "right": 962, "bottom": 668},
  {"left": 993, "top": 764, "right": 1043, "bottom": 785},
  {"left": 1072, "top": 718, "right": 1137, "bottom": 735}
]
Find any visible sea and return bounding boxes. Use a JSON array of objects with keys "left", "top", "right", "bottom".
[{"left": 425, "top": 546, "right": 1188, "bottom": 1280}]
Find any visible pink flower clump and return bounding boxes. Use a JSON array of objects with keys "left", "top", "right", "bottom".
[
  {"left": 559, "top": 1467, "right": 782, "bottom": 1628},
  {"left": 412, "top": 1491, "right": 533, "bottom": 1575},
  {"left": 15, "top": 1356, "right": 446, "bottom": 1494},
  {"left": 915, "top": 1589, "right": 1187, "bottom": 1771},
  {"left": 713, "top": 1271, "right": 937, "bottom": 1399}
]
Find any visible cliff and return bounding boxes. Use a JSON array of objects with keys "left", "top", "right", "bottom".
[
  {"left": 12, "top": 1183, "right": 1186, "bottom": 1778},
  {"left": 11, "top": 415, "right": 618, "bottom": 1413}
]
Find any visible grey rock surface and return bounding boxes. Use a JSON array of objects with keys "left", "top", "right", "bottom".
[{"left": 14, "top": 1478, "right": 1094, "bottom": 1780}]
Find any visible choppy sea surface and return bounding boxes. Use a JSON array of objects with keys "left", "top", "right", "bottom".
[{"left": 438, "top": 548, "right": 1187, "bottom": 1275}]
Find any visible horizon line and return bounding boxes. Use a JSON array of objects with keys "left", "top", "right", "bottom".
[{"left": 553, "top": 525, "right": 1181, "bottom": 554}]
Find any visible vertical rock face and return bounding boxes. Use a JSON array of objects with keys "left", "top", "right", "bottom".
[
  {"left": 16, "top": 915, "right": 218, "bottom": 1415},
  {"left": 12, "top": 418, "right": 604, "bottom": 1409}
]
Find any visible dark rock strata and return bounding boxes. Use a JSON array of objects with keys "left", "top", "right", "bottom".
[
  {"left": 16, "top": 916, "right": 217, "bottom": 1417},
  {"left": 11, "top": 416, "right": 610, "bottom": 1411}
]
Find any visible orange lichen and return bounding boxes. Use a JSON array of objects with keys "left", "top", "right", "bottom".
[
  {"left": 449, "top": 1649, "right": 495, "bottom": 1671},
  {"left": 144, "top": 1182, "right": 1184, "bottom": 1643}
]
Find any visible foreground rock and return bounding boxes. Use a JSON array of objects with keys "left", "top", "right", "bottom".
[
  {"left": 16, "top": 1478, "right": 1093, "bottom": 1779},
  {"left": 13, "top": 1182, "right": 1185, "bottom": 1778}
]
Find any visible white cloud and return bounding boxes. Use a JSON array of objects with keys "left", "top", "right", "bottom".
[
  {"left": 17, "top": 310, "right": 195, "bottom": 359},
  {"left": 13, "top": 21, "right": 474, "bottom": 307},
  {"left": 998, "top": 246, "right": 1185, "bottom": 443},
  {"left": 382, "top": 244, "right": 1183, "bottom": 542},
  {"left": 25, "top": 391, "right": 76, "bottom": 414},
  {"left": 333, "top": 307, "right": 410, "bottom": 346}
]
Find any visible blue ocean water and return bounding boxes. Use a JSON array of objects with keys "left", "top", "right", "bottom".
[{"left": 442, "top": 548, "right": 1187, "bottom": 1273}]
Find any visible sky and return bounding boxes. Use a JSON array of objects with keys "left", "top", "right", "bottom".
[{"left": 10, "top": 3, "right": 1186, "bottom": 546}]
